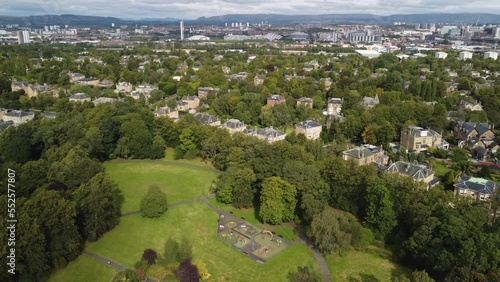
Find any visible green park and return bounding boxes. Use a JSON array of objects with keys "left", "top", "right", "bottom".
[{"left": 48, "top": 152, "right": 409, "bottom": 282}]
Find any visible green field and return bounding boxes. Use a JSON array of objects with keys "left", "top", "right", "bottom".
[
  {"left": 327, "top": 247, "right": 409, "bottom": 281},
  {"left": 87, "top": 202, "right": 318, "bottom": 282},
  {"left": 104, "top": 160, "right": 219, "bottom": 213},
  {"left": 48, "top": 255, "right": 118, "bottom": 282}
]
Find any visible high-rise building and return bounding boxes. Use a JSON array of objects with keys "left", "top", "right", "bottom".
[
  {"left": 180, "top": 21, "right": 184, "bottom": 40},
  {"left": 17, "top": 31, "right": 30, "bottom": 44}
]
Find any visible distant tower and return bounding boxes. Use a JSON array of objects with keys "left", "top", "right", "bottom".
[
  {"left": 111, "top": 22, "right": 115, "bottom": 27},
  {"left": 17, "top": 31, "right": 30, "bottom": 44},
  {"left": 180, "top": 21, "right": 184, "bottom": 40}
]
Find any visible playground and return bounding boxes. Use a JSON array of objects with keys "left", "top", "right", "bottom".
[{"left": 217, "top": 213, "right": 288, "bottom": 261}]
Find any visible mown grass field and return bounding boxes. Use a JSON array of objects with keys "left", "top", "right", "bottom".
[
  {"left": 87, "top": 202, "right": 318, "bottom": 282},
  {"left": 327, "top": 246, "right": 410, "bottom": 281},
  {"left": 48, "top": 255, "right": 118, "bottom": 282},
  {"left": 104, "top": 160, "right": 219, "bottom": 213}
]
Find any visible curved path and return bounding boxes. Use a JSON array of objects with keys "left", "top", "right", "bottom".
[
  {"left": 290, "top": 223, "right": 331, "bottom": 282},
  {"left": 83, "top": 250, "right": 157, "bottom": 282}
]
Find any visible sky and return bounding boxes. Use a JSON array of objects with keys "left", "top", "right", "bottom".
[{"left": 1, "top": 0, "right": 500, "bottom": 20}]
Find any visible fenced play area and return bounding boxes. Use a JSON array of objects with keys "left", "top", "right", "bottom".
[{"left": 217, "top": 214, "right": 288, "bottom": 262}]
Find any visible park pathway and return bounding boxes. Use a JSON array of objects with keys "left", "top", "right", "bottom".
[
  {"left": 83, "top": 251, "right": 157, "bottom": 282},
  {"left": 290, "top": 223, "right": 331, "bottom": 282},
  {"left": 121, "top": 194, "right": 216, "bottom": 217}
]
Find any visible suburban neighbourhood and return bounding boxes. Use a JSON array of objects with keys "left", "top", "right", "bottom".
[{"left": 0, "top": 9, "right": 500, "bottom": 282}]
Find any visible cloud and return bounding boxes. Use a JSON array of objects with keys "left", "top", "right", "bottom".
[{"left": 1, "top": 0, "right": 499, "bottom": 19}]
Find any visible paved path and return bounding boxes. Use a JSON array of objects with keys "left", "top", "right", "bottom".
[
  {"left": 83, "top": 251, "right": 157, "bottom": 282},
  {"left": 109, "top": 159, "right": 220, "bottom": 173},
  {"left": 121, "top": 194, "right": 216, "bottom": 217},
  {"left": 290, "top": 223, "right": 331, "bottom": 282}
]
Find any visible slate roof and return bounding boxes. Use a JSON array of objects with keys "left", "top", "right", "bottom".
[
  {"left": 4, "top": 110, "right": 34, "bottom": 118},
  {"left": 268, "top": 94, "right": 285, "bottom": 101},
  {"left": 194, "top": 113, "right": 220, "bottom": 124},
  {"left": 298, "top": 97, "right": 313, "bottom": 103},
  {"left": 154, "top": 107, "right": 176, "bottom": 115},
  {"left": 328, "top": 98, "right": 343, "bottom": 104},
  {"left": 296, "top": 120, "right": 322, "bottom": 129},
  {"left": 256, "top": 127, "right": 285, "bottom": 138},
  {"left": 0, "top": 120, "right": 14, "bottom": 131},
  {"left": 454, "top": 176, "right": 498, "bottom": 195},
  {"left": 343, "top": 144, "right": 383, "bottom": 159},
  {"left": 69, "top": 93, "right": 90, "bottom": 99},
  {"left": 456, "top": 121, "right": 490, "bottom": 136},
  {"left": 386, "top": 161, "right": 434, "bottom": 180},
  {"left": 222, "top": 119, "right": 245, "bottom": 129}
]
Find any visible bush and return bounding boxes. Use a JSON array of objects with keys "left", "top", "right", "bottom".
[
  {"left": 140, "top": 184, "right": 168, "bottom": 218},
  {"left": 176, "top": 259, "right": 200, "bottom": 282},
  {"left": 142, "top": 249, "right": 157, "bottom": 265}
]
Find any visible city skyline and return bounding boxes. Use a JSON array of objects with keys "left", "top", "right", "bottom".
[{"left": 1, "top": 0, "right": 500, "bottom": 20}]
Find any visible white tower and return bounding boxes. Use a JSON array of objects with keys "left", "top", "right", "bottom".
[{"left": 180, "top": 21, "right": 184, "bottom": 40}]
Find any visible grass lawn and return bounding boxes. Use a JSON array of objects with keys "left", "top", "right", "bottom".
[
  {"left": 86, "top": 203, "right": 317, "bottom": 282},
  {"left": 327, "top": 247, "right": 410, "bottom": 282},
  {"left": 207, "top": 198, "right": 298, "bottom": 241},
  {"left": 430, "top": 159, "right": 453, "bottom": 177},
  {"left": 48, "top": 255, "right": 118, "bottom": 282},
  {"left": 163, "top": 147, "right": 215, "bottom": 168},
  {"left": 104, "top": 161, "right": 219, "bottom": 213}
]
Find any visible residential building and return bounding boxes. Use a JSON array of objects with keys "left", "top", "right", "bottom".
[
  {"left": 454, "top": 176, "right": 498, "bottom": 201},
  {"left": 459, "top": 51, "right": 473, "bottom": 60},
  {"left": 17, "top": 30, "right": 30, "bottom": 44},
  {"left": 454, "top": 121, "right": 494, "bottom": 142},
  {"left": 180, "top": 96, "right": 200, "bottom": 109},
  {"left": 197, "top": 87, "right": 220, "bottom": 99},
  {"left": 400, "top": 126, "right": 449, "bottom": 152},
  {"left": 69, "top": 93, "right": 91, "bottom": 102},
  {"left": 221, "top": 119, "right": 246, "bottom": 134},
  {"left": 484, "top": 51, "right": 498, "bottom": 60},
  {"left": 11, "top": 80, "right": 50, "bottom": 98},
  {"left": 297, "top": 97, "right": 314, "bottom": 109},
  {"left": 454, "top": 121, "right": 498, "bottom": 159},
  {"left": 326, "top": 98, "right": 343, "bottom": 115},
  {"left": 93, "top": 97, "right": 117, "bottom": 106},
  {"left": 386, "top": 161, "right": 437, "bottom": 188},
  {"left": 0, "top": 120, "right": 14, "bottom": 132},
  {"left": 76, "top": 77, "right": 99, "bottom": 86},
  {"left": 361, "top": 94, "right": 379, "bottom": 109},
  {"left": 98, "top": 80, "right": 114, "bottom": 88},
  {"left": 458, "top": 100, "right": 483, "bottom": 111},
  {"left": 115, "top": 82, "right": 133, "bottom": 93},
  {"left": 342, "top": 144, "right": 389, "bottom": 166},
  {"left": 135, "top": 84, "right": 158, "bottom": 95},
  {"left": 70, "top": 73, "right": 85, "bottom": 83},
  {"left": 435, "top": 52, "right": 448, "bottom": 59},
  {"left": 154, "top": 107, "right": 179, "bottom": 120},
  {"left": 295, "top": 120, "right": 322, "bottom": 140},
  {"left": 444, "top": 82, "right": 459, "bottom": 93},
  {"left": 1, "top": 110, "right": 34, "bottom": 124},
  {"left": 194, "top": 113, "right": 221, "bottom": 126},
  {"left": 267, "top": 95, "right": 286, "bottom": 107},
  {"left": 245, "top": 127, "right": 286, "bottom": 143},
  {"left": 254, "top": 74, "right": 266, "bottom": 86},
  {"left": 320, "top": 78, "right": 333, "bottom": 90}
]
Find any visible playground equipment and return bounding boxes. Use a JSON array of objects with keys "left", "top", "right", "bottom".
[
  {"left": 276, "top": 239, "right": 283, "bottom": 247},
  {"left": 258, "top": 244, "right": 272, "bottom": 255},
  {"left": 237, "top": 235, "right": 246, "bottom": 245},
  {"left": 262, "top": 229, "right": 273, "bottom": 240}
]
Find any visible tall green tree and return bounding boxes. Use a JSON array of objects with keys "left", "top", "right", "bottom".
[
  {"left": 140, "top": 185, "right": 168, "bottom": 218},
  {"left": 73, "top": 173, "right": 123, "bottom": 241},
  {"left": 364, "top": 184, "right": 396, "bottom": 238},
  {"left": 259, "top": 177, "right": 297, "bottom": 224}
]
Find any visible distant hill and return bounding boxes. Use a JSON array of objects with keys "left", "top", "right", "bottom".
[
  {"left": 0, "top": 13, "right": 499, "bottom": 27},
  {"left": 0, "top": 14, "right": 129, "bottom": 27},
  {"left": 194, "top": 13, "right": 500, "bottom": 24}
]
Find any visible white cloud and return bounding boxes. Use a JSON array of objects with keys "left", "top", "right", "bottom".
[{"left": 1, "top": 0, "right": 499, "bottom": 19}]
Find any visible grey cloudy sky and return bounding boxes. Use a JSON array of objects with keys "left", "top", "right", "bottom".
[{"left": 1, "top": 0, "right": 499, "bottom": 19}]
